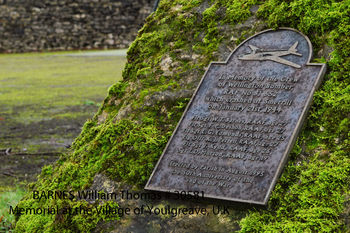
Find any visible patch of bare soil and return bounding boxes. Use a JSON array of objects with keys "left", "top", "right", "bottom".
[{"left": 0, "top": 104, "right": 98, "bottom": 187}]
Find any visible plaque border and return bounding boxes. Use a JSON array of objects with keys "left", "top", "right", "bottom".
[{"left": 145, "top": 28, "right": 326, "bottom": 205}]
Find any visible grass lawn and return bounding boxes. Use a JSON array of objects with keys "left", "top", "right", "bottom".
[
  {"left": 0, "top": 50, "right": 126, "bottom": 123},
  {"left": 0, "top": 186, "right": 25, "bottom": 232},
  {"left": 0, "top": 49, "right": 126, "bottom": 189}
]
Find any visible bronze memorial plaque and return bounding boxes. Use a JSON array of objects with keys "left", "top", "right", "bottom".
[{"left": 145, "top": 28, "right": 326, "bottom": 204}]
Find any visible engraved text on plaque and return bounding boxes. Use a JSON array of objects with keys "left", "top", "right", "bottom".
[{"left": 145, "top": 28, "right": 326, "bottom": 204}]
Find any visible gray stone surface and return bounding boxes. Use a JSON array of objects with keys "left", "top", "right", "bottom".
[
  {"left": 146, "top": 28, "right": 326, "bottom": 205},
  {"left": 0, "top": 1, "right": 152, "bottom": 53}
]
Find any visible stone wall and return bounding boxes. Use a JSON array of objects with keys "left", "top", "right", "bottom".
[{"left": 0, "top": 0, "right": 153, "bottom": 52}]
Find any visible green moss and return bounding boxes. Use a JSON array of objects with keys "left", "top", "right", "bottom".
[
  {"left": 240, "top": 151, "right": 350, "bottom": 232},
  {"left": 14, "top": 0, "right": 350, "bottom": 232},
  {"left": 14, "top": 199, "right": 120, "bottom": 233},
  {"left": 107, "top": 81, "right": 129, "bottom": 99},
  {"left": 102, "top": 119, "right": 170, "bottom": 184}
]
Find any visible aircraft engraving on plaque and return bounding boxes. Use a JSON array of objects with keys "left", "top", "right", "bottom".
[
  {"left": 145, "top": 28, "right": 326, "bottom": 205},
  {"left": 239, "top": 42, "right": 302, "bottom": 68}
]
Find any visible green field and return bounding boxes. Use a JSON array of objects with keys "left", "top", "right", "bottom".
[
  {"left": 0, "top": 50, "right": 126, "bottom": 231},
  {"left": 0, "top": 50, "right": 126, "bottom": 185},
  {"left": 0, "top": 50, "right": 126, "bottom": 123}
]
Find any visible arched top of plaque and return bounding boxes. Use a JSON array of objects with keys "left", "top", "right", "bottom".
[{"left": 216, "top": 28, "right": 316, "bottom": 71}]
